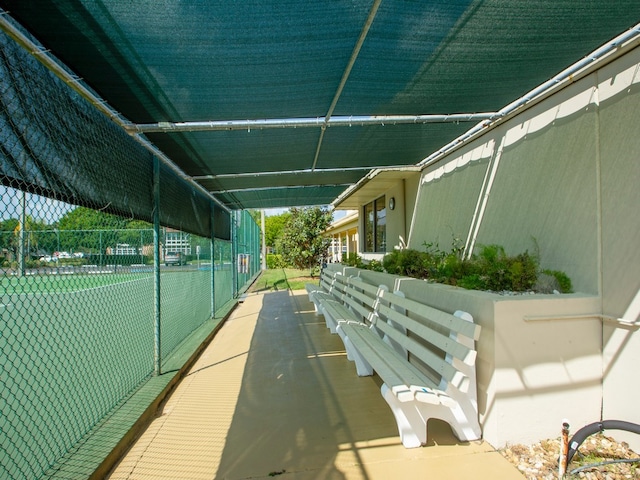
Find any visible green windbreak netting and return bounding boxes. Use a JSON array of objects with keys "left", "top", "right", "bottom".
[
  {"left": 0, "top": 28, "right": 229, "bottom": 238},
  {"left": 2, "top": 1, "right": 639, "bottom": 209},
  {"left": 1, "top": 1, "right": 373, "bottom": 123},
  {"left": 315, "top": 123, "right": 472, "bottom": 170},
  {"left": 0, "top": 19, "right": 259, "bottom": 479},
  {"left": 234, "top": 210, "right": 261, "bottom": 292},
  {"left": 150, "top": 128, "right": 323, "bottom": 176}
]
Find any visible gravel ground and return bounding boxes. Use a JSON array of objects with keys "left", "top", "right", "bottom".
[{"left": 499, "top": 433, "right": 640, "bottom": 479}]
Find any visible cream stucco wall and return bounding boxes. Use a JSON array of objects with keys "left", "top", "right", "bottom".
[
  {"left": 406, "top": 45, "right": 640, "bottom": 449},
  {"left": 359, "top": 177, "right": 417, "bottom": 260}
]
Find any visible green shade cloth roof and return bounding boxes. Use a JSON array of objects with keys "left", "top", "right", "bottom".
[{"left": 2, "top": 1, "right": 639, "bottom": 210}]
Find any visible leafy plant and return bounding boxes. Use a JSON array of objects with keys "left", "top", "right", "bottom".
[
  {"left": 266, "top": 254, "right": 286, "bottom": 269},
  {"left": 343, "top": 252, "right": 364, "bottom": 268},
  {"left": 542, "top": 269, "right": 573, "bottom": 293},
  {"left": 278, "top": 207, "right": 332, "bottom": 274},
  {"left": 366, "top": 259, "right": 384, "bottom": 272},
  {"left": 375, "top": 239, "right": 571, "bottom": 293}
]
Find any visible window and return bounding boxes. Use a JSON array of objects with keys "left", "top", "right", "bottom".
[{"left": 363, "top": 196, "right": 386, "bottom": 253}]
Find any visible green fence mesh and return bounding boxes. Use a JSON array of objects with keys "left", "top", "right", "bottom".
[
  {"left": 0, "top": 21, "right": 262, "bottom": 478},
  {"left": 0, "top": 188, "right": 260, "bottom": 479}
]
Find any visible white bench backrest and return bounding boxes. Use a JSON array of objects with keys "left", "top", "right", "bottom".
[{"left": 374, "top": 289, "right": 479, "bottom": 394}]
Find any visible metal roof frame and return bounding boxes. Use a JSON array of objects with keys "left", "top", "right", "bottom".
[{"left": 1, "top": 3, "right": 639, "bottom": 211}]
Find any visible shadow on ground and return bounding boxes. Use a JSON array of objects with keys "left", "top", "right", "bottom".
[{"left": 214, "top": 290, "right": 401, "bottom": 479}]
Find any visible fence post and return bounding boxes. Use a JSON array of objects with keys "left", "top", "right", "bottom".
[
  {"left": 210, "top": 208, "right": 215, "bottom": 319},
  {"left": 153, "top": 157, "right": 162, "bottom": 376},
  {"left": 17, "top": 190, "right": 26, "bottom": 277},
  {"left": 232, "top": 210, "right": 238, "bottom": 298}
]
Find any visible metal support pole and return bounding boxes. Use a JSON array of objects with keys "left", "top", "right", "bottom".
[
  {"left": 210, "top": 209, "right": 216, "bottom": 319},
  {"left": 18, "top": 190, "right": 26, "bottom": 277},
  {"left": 231, "top": 211, "right": 238, "bottom": 298},
  {"left": 153, "top": 157, "right": 162, "bottom": 376}
]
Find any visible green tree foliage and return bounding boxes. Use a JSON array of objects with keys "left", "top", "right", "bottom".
[
  {"left": 58, "top": 206, "right": 133, "bottom": 231},
  {"left": 1, "top": 215, "right": 51, "bottom": 256},
  {"left": 0, "top": 218, "right": 20, "bottom": 253},
  {"left": 57, "top": 207, "right": 152, "bottom": 252},
  {"left": 278, "top": 207, "right": 331, "bottom": 271},
  {"left": 264, "top": 212, "right": 291, "bottom": 252}
]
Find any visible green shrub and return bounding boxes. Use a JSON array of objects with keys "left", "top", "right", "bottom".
[
  {"left": 457, "top": 274, "right": 487, "bottom": 291},
  {"left": 542, "top": 269, "right": 573, "bottom": 293},
  {"left": 379, "top": 240, "right": 571, "bottom": 294},
  {"left": 382, "top": 250, "right": 401, "bottom": 274},
  {"left": 366, "top": 259, "right": 384, "bottom": 272},
  {"left": 343, "top": 253, "right": 364, "bottom": 268},
  {"left": 382, "top": 248, "right": 432, "bottom": 278},
  {"left": 266, "top": 254, "right": 287, "bottom": 269}
]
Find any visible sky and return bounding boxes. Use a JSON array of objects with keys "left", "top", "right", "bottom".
[{"left": 0, "top": 186, "right": 73, "bottom": 222}]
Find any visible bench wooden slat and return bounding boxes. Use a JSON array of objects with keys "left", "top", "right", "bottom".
[
  {"left": 379, "top": 289, "right": 480, "bottom": 341},
  {"left": 322, "top": 299, "right": 358, "bottom": 323},
  {"left": 340, "top": 323, "right": 439, "bottom": 390},
  {"left": 340, "top": 323, "right": 454, "bottom": 407},
  {"left": 340, "top": 324, "right": 409, "bottom": 384},
  {"left": 347, "top": 277, "right": 381, "bottom": 297},
  {"left": 342, "top": 296, "right": 372, "bottom": 322},
  {"left": 372, "top": 318, "right": 468, "bottom": 392},
  {"left": 377, "top": 303, "right": 477, "bottom": 366}
]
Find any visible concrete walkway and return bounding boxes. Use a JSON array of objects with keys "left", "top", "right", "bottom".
[{"left": 108, "top": 290, "right": 523, "bottom": 479}]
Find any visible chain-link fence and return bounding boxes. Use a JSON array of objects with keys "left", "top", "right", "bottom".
[
  {"left": 0, "top": 187, "right": 260, "bottom": 479},
  {"left": 0, "top": 21, "right": 261, "bottom": 478}
]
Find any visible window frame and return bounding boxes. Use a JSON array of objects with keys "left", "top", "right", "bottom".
[{"left": 362, "top": 195, "right": 386, "bottom": 253}]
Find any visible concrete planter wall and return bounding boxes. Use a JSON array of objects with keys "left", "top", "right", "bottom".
[{"left": 326, "top": 264, "right": 603, "bottom": 448}]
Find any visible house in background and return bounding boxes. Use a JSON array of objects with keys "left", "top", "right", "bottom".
[
  {"left": 324, "top": 210, "right": 358, "bottom": 263},
  {"left": 332, "top": 168, "right": 421, "bottom": 262},
  {"left": 164, "top": 228, "right": 191, "bottom": 256}
]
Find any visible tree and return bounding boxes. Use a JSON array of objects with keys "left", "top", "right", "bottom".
[
  {"left": 0, "top": 216, "right": 50, "bottom": 257},
  {"left": 57, "top": 207, "right": 153, "bottom": 253},
  {"left": 278, "top": 207, "right": 332, "bottom": 273},
  {"left": 264, "top": 211, "right": 291, "bottom": 252}
]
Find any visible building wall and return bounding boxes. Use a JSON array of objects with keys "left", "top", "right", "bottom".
[
  {"left": 385, "top": 182, "right": 407, "bottom": 251},
  {"left": 597, "top": 49, "right": 640, "bottom": 449},
  {"left": 407, "top": 45, "right": 640, "bottom": 448},
  {"left": 359, "top": 182, "right": 411, "bottom": 260}
]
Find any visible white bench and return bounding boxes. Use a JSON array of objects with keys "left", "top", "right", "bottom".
[
  {"left": 307, "top": 272, "right": 382, "bottom": 334},
  {"left": 305, "top": 268, "right": 345, "bottom": 315},
  {"left": 307, "top": 272, "right": 482, "bottom": 449}
]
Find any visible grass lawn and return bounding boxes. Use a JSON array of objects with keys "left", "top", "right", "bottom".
[{"left": 249, "top": 268, "right": 318, "bottom": 292}]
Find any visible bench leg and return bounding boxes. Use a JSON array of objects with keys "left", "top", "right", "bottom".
[
  {"left": 411, "top": 400, "right": 482, "bottom": 443},
  {"left": 323, "top": 311, "right": 338, "bottom": 333},
  {"left": 306, "top": 291, "right": 321, "bottom": 314},
  {"left": 308, "top": 300, "right": 320, "bottom": 315},
  {"left": 420, "top": 402, "right": 482, "bottom": 442},
  {"left": 382, "top": 385, "right": 482, "bottom": 448},
  {"left": 381, "top": 384, "right": 426, "bottom": 448},
  {"left": 343, "top": 336, "right": 373, "bottom": 376}
]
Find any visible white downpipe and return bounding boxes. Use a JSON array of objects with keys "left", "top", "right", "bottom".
[
  {"left": 464, "top": 135, "right": 506, "bottom": 258},
  {"left": 463, "top": 142, "right": 496, "bottom": 258}
]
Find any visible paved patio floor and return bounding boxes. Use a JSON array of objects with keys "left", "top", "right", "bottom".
[{"left": 107, "top": 289, "right": 523, "bottom": 480}]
